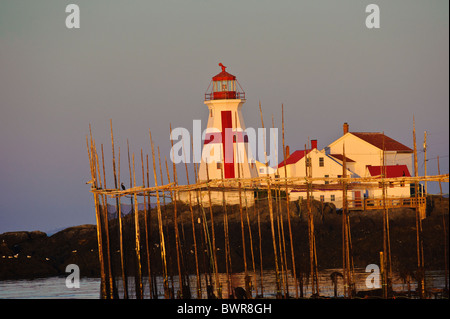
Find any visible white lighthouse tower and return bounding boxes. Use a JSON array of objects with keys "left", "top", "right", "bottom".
[{"left": 198, "top": 64, "right": 258, "bottom": 183}]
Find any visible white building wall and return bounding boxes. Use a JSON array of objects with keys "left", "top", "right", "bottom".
[{"left": 327, "top": 133, "right": 384, "bottom": 178}]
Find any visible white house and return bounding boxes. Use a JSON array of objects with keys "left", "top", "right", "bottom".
[
  {"left": 325, "top": 123, "right": 414, "bottom": 200},
  {"left": 276, "top": 140, "right": 357, "bottom": 208},
  {"left": 273, "top": 123, "right": 414, "bottom": 208},
  {"left": 326, "top": 123, "right": 413, "bottom": 180}
]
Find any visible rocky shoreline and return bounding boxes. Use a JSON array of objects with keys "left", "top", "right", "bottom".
[{"left": 0, "top": 195, "right": 448, "bottom": 281}]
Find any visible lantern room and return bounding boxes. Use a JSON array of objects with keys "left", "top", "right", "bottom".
[{"left": 205, "top": 63, "right": 245, "bottom": 101}]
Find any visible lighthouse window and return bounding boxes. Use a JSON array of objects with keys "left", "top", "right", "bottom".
[
  {"left": 210, "top": 109, "right": 213, "bottom": 117},
  {"left": 222, "top": 81, "right": 228, "bottom": 91}
]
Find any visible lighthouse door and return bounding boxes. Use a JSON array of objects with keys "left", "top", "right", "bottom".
[{"left": 221, "top": 111, "right": 235, "bottom": 178}]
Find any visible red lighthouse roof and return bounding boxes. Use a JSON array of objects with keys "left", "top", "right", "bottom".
[
  {"left": 212, "top": 63, "right": 236, "bottom": 81},
  {"left": 205, "top": 63, "right": 245, "bottom": 101}
]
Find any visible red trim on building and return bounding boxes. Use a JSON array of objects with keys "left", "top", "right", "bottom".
[
  {"left": 221, "top": 111, "right": 235, "bottom": 178},
  {"left": 367, "top": 165, "right": 411, "bottom": 178}
]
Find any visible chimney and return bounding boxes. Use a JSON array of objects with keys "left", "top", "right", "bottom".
[
  {"left": 311, "top": 140, "right": 317, "bottom": 150},
  {"left": 285, "top": 145, "right": 290, "bottom": 159},
  {"left": 343, "top": 122, "right": 349, "bottom": 135}
]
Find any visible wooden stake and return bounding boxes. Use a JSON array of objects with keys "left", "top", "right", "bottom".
[
  {"left": 132, "top": 153, "right": 143, "bottom": 299},
  {"left": 219, "top": 160, "right": 233, "bottom": 298},
  {"left": 424, "top": 131, "right": 427, "bottom": 195},
  {"left": 205, "top": 148, "right": 221, "bottom": 298},
  {"left": 183, "top": 136, "right": 202, "bottom": 299},
  {"left": 239, "top": 151, "right": 257, "bottom": 298},
  {"left": 141, "top": 149, "right": 153, "bottom": 299},
  {"left": 101, "top": 144, "right": 115, "bottom": 298},
  {"left": 169, "top": 125, "right": 188, "bottom": 298},
  {"left": 86, "top": 133, "right": 107, "bottom": 299},
  {"left": 413, "top": 117, "right": 425, "bottom": 298},
  {"left": 273, "top": 114, "right": 288, "bottom": 298},
  {"left": 163, "top": 155, "right": 176, "bottom": 296},
  {"left": 438, "top": 156, "right": 448, "bottom": 291},
  {"left": 109, "top": 120, "right": 128, "bottom": 299},
  {"left": 259, "top": 102, "right": 281, "bottom": 297},
  {"left": 282, "top": 104, "right": 298, "bottom": 298},
  {"left": 149, "top": 130, "right": 170, "bottom": 298}
]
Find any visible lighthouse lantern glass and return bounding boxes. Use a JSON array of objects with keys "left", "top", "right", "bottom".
[{"left": 213, "top": 80, "right": 236, "bottom": 92}]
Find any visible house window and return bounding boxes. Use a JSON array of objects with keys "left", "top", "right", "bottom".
[
  {"left": 306, "top": 158, "right": 311, "bottom": 167},
  {"left": 320, "top": 195, "right": 325, "bottom": 202},
  {"left": 324, "top": 175, "right": 329, "bottom": 185},
  {"left": 331, "top": 195, "right": 335, "bottom": 202},
  {"left": 319, "top": 157, "right": 324, "bottom": 167},
  {"left": 217, "top": 163, "right": 222, "bottom": 170}
]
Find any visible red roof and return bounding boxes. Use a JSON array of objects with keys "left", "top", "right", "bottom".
[
  {"left": 212, "top": 63, "right": 236, "bottom": 81},
  {"left": 277, "top": 149, "right": 312, "bottom": 168},
  {"left": 329, "top": 154, "right": 355, "bottom": 163},
  {"left": 351, "top": 132, "right": 413, "bottom": 153},
  {"left": 367, "top": 165, "right": 411, "bottom": 178},
  {"left": 212, "top": 71, "right": 236, "bottom": 81}
]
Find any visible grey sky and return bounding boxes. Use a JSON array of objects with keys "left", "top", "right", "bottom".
[{"left": 0, "top": 0, "right": 448, "bottom": 233}]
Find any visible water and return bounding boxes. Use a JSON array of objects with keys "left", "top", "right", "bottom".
[
  {"left": 0, "top": 269, "right": 447, "bottom": 299},
  {"left": 0, "top": 276, "right": 101, "bottom": 299}
]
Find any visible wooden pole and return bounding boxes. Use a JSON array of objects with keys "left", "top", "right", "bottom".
[
  {"left": 218, "top": 144, "right": 232, "bottom": 298},
  {"left": 159, "top": 148, "right": 175, "bottom": 296},
  {"left": 191, "top": 140, "right": 208, "bottom": 298},
  {"left": 205, "top": 154, "right": 221, "bottom": 298},
  {"left": 305, "top": 143, "right": 319, "bottom": 296},
  {"left": 149, "top": 130, "right": 170, "bottom": 298},
  {"left": 141, "top": 149, "right": 153, "bottom": 299},
  {"left": 163, "top": 156, "right": 176, "bottom": 297},
  {"left": 109, "top": 120, "right": 128, "bottom": 299},
  {"left": 413, "top": 117, "right": 425, "bottom": 298},
  {"left": 424, "top": 131, "right": 427, "bottom": 195},
  {"left": 256, "top": 187, "right": 264, "bottom": 298},
  {"left": 381, "top": 135, "right": 388, "bottom": 298},
  {"left": 438, "top": 156, "right": 443, "bottom": 195},
  {"left": 169, "top": 125, "right": 186, "bottom": 298},
  {"left": 146, "top": 154, "right": 157, "bottom": 299},
  {"left": 86, "top": 132, "right": 107, "bottom": 299},
  {"left": 282, "top": 104, "right": 298, "bottom": 298},
  {"left": 163, "top": 155, "right": 178, "bottom": 298},
  {"left": 381, "top": 133, "right": 392, "bottom": 297},
  {"left": 184, "top": 136, "right": 201, "bottom": 299},
  {"left": 132, "top": 153, "right": 143, "bottom": 299},
  {"left": 101, "top": 144, "right": 115, "bottom": 298},
  {"left": 273, "top": 115, "right": 288, "bottom": 298},
  {"left": 438, "top": 156, "right": 448, "bottom": 291},
  {"left": 259, "top": 101, "right": 281, "bottom": 297},
  {"left": 239, "top": 152, "right": 257, "bottom": 298},
  {"left": 342, "top": 143, "right": 349, "bottom": 298}
]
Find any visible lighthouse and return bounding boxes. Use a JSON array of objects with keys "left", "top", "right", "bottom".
[{"left": 198, "top": 64, "right": 258, "bottom": 182}]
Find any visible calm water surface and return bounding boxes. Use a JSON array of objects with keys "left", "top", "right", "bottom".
[{"left": 0, "top": 269, "right": 447, "bottom": 299}]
